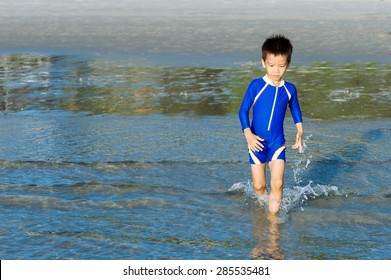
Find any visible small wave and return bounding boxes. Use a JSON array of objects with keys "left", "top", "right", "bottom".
[
  {"left": 0, "top": 194, "right": 174, "bottom": 211},
  {"left": 0, "top": 159, "right": 244, "bottom": 169},
  {"left": 228, "top": 181, "right": 254, "bottom": 196}
]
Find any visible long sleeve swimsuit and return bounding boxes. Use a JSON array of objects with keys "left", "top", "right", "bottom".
[{"left": 239, "top": 75, "right": 303, "bottom": 164}]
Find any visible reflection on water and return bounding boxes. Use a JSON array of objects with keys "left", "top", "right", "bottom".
[
  {"left": 251, "top": 211, "right": 284, "bottom": 260},
  {"left": 1, "top": 54, "right": 390, "bottom": 119}
]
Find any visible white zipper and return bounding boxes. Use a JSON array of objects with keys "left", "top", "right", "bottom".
[{"left": 267, "top": 87, "right": 278, "bottom": 131}]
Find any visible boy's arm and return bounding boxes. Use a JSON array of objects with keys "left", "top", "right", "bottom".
[
  {"left": 239, "top": 80, "right": 265, "bottom": 152},
  {"left": 288, "top": 85, "right": 303, "bottom": 153},
  {"left": 292, "top": 122, "right": 304, "bottom": 153},
  {"left": 238, "top": 80, "right": 256, "bottom": 131}
]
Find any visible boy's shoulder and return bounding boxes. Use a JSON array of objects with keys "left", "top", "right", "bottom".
[
  {"left": 283, "top": 80, "right": 297, "bottom": 91},
  {"left": 250, "top": 77, "right": 266, "bottom": 84},
  {"left": 248, "top": 77, "right": 267, "bottom": 88}
]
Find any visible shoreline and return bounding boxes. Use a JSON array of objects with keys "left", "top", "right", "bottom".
[
  {"left": 0, "top": 48, "right": 389, "bottom": 68},
  {"left": 1, "top": 0, "right": 389, "bottom": 67},
  {"left": 1, "top": 53, "right": 390, "bottom": 119}
]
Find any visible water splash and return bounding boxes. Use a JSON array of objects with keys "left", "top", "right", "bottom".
[
  {"left": 281, "top": 182, "right": 340, "bottom": 212},
  {"left": 229, "top": 180, "right": 340, "bottom": 213},
  {"left": 230, "top": 138, "right": 341, "bottom": 213},
  {"left": 288, "top": 134, "right": 341, "bottom": 210},
  {"left": 228, "top": 180, "right": 254, "bottom": 196},
  {"left": 292, "top": 134, "right": 312, "bottom": 185}
]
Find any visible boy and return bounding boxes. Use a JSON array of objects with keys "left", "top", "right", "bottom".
[{"left": 238, "top": 35, "right": 304, "bottom": 214}]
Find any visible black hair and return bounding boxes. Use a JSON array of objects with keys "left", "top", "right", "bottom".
[{"left": 262, "top": 35, "right": 293, "bottom": 64}]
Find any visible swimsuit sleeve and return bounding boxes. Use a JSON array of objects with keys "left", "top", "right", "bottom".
[
  {"left": 288, "top": 85, "right": 303, "bottom": 124},
  {"left": 238, "top": 80, "right": 257, "bottom": 131}
]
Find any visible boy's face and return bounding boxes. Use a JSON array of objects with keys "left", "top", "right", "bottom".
[{"left": 262, "top": 53, "right": 289, "bottom": 86}]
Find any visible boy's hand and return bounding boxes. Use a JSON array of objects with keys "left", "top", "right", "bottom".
[
  {"left": 244, "top": 128, "right": 264, "bottom": 152},
  {"left": 292, "top": 122, "right": 304, "bottom": 153},
  {"left": 292, "top": 133, "right": 303, "bottom": 153}
]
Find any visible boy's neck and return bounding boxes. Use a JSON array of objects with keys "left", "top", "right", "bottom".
[{"left": 263, "top": 74, "right": 284, "bottom": 87}]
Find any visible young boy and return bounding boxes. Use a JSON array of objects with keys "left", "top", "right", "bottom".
[{"left": 238, "top": 35, "right": 304, "bottom": 214}]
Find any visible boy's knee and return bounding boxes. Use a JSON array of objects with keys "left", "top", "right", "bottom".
[
  {"left": 253, "top": 181, "right": 267, "bottom": 194},
  {"left": 271, "top": 178, "right": 283, "bottom": 190},
  {"left": 254, "top": 182, "right": 266, "bottom": 189}
]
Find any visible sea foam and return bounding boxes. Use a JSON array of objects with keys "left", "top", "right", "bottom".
[
  {"left": 228, "top": 180, "right": 340, "bottom": 213},
  {"left": 229, "top": 148, "right": 341, "bottom": 213}
]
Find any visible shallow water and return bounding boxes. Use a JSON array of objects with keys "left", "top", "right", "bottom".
[
  {"left": 0, "top": 111, "right": 390, "bottom": 259},
  {"left": 0, "top": 0, "right": 391, "bottom": 260}
]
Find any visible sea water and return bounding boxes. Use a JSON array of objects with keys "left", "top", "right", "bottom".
[{"left": 0, "top": 0, "right": 390, "bottom": 260}]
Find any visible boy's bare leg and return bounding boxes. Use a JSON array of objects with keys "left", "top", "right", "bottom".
[
  {"left": 268, "top": 160, "right": 285, "bottom": 214},
  {"left": 251, "top": 164, "right": 267, "bottom": 195}
]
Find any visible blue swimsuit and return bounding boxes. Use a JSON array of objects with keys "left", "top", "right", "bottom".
[{"left": 239, "top": 75, "right": 303, "bottom": 164}]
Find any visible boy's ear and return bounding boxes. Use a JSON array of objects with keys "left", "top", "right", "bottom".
[{"left": 261, "top": 59, "right": 266, "bottom": 68}]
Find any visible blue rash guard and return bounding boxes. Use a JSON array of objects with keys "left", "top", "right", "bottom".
[{"left": 239, "top": 75, "right": 303, "bottom": 164}]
